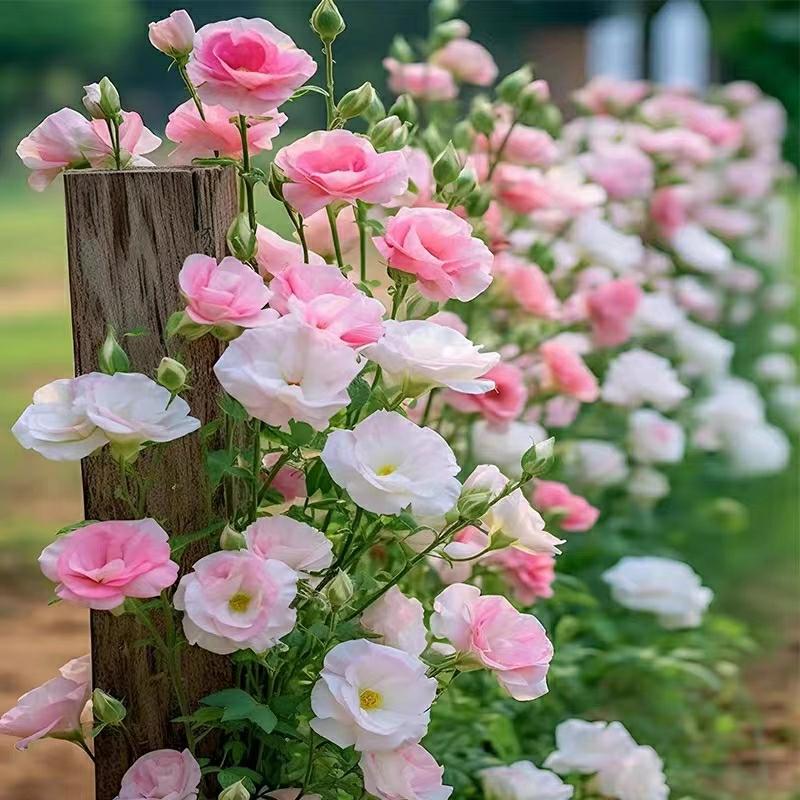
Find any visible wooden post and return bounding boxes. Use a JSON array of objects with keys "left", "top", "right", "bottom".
[{"left": 64, "top": 166, "right": 237, "bottom": 798}]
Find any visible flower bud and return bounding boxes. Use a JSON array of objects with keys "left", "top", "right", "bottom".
[
  {"left": 268, "top": 163, "right": 288, "bottom": 202},
  {"left": 384, "top": 121, "right": 411, "bottom": 151},
  {"left": 469, "top": 97, "right": 495, "bottom": 136},
  {"left": 166, "top": 310, "right": 210, "bottom": 341},
  {"left": 432, "top": 141, "right": 461, "bottom": 188},
  {"left": 92, "top": 688, "right": 127, "bottom": 726},
  {"left": 389, "top": 34, "right": 415, "bottom": 63},
  {"left": 337, "top": 82, "right": 377, "bottom": 120},
  {"left": 539, "top": 104, "right": 563, "bottom": 135},
  {"left": 420, "top": 124, "right": 447, "bottom": 159},
  {"left": 220, "top": 525, "right": 246, "bottom": 551},
  {"left": 464, "top": 186, "right": 492, "bottom": 217},
  {"left": 83, "top": 77, "right": 121, "bottom": 121},
  {"left": 433, "top": 19, "right": 470, "bottom": 42},
  {"left": 219, "top": 781, "right": 251, "bottom": 800},
  {"left": 451, "top": 165, "right": 477, "bottom": 201},
  {"left": 388, "top": 94, "right": 418, "bottom": 126},
  {"left": 99, "top": 328, "right": 130, "bottom": 375},
  {"left": 363, "top": 92, "right": 386, "bottom": 124},
  {"left": 370, "top": 115, "right": 403, "bottom": 149},
  {"left": 148, "top": 10, "right": 195, "bottom": 59},
  {"left": 457, "top": 488, "right": 493, "bottom": 520},
  {"left": 82, "top": 84, "right": 104, "bottom": 120},
  {"left": 227, "top": 211, "right": 257, "bottom": 262},
  {"left": 325, "top": 570, "right": 354, "bottom": 609},
  {"left": 431, "top": 0, "right": 461, "bottom": 24},
  {"left": 452, "top": 120, "right": 475, "bottom": 150},
  {"left": 521, "top": 436, "right": 556, "bottom": 478},
  {"left": 496, "top": 65, "right": 534, "bottom": 104},
  {"left": 311, "top": 0, "right": 346, "bottom": 44},
  {"left": 156, "top": 357, "right": 188, "bottom": 393}
]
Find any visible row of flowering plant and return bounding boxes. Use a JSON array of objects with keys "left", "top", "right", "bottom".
[{"left": 4, "top": 1, "right": 797, "bottom": 799}]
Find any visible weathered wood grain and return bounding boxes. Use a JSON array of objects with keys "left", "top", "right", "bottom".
[{"left": 64, "top": 167, "right": 237, "bottom": 798}]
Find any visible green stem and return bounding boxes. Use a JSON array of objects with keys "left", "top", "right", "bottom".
[
  {"left": 282, "top": 203, "right": 310, "bottom": 263},
  {"left": 177, "top": 62, "right": 206, "bottom": 121},
  {"left": 238, "top": 115, "right": 257, "bottom": 234},
  {"left": 390, "top": 283, "right": 409, "bottom": 320},
  {"left": 487, "top": 114, "right": 519, "bottom": 180},
  {"left": 356, "top": 201, "right": 369, "bottom": 283},
  {"left": 326, "top": 205, "right": 345, "bottom": 270},
  {"left": 420, "top": 389, "right": 438, "bottom": 427},
  {"left": 250, "top": 421, "right": 262, "bottom": 523},
  {"left": 323, "top": 42, "right": 336, "bottom": 128}
]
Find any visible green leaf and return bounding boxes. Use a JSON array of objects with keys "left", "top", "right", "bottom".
[
  {"left": 201, "top": 688, "right": 254, "bottom": 711},
  {"left": 347, "top": 376, "right": 371, "bottom": 410},
  {"left": 218, "top": 393, "right": 250, "bottom": 421},
  {"left": 289, "top": 420, "right": 315, "bottom": 446},
  {"left": 306, "top": 458, "right": 333, "bottom": 496},
  {"left": 247, "top": 704, "right": 278, "bottom": 734},
  {"left": 206, "top": 449, "right": 235, "bottom": 489},
  {"left": 218, "top": 768, "right": 260, "bottom": 793},
  {"left": 289, "top": 85, "right": 330, "bottom": 101}
]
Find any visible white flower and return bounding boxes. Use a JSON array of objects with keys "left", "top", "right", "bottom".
[
  {"left": 322, "top": 411, "right": 461, "bottom": 517},
  {"left": 12, "top": 375, "right": 109, "bottom": 461},
  {"left": 627, "top": 466, "right": 670, "bottom": 504},
  {"left": 570, "top": 213, "right": 644, "bottom": 274},
  {"left": 628, "top": 410, "right": 685, "bottom": 465},
  {"left": 214, "top": 316, "right": 361, "bottom": 431},
  {"left": 728, "top": 423, "right": 790, "bottom": 476},
  {"left": 674, "top": 275, "right": 721, "bottom": 322},
  {"left": 364, "top": 319, "right": 499, "bottom": 394},
  {"left": 767, "top": 323, "right": 797, "bottom": 348},
  {"left": 671, "top": 223, "right": 732, "bottom": 274},
  {"left": 544, "top": 719, "right": 637, "bottom": 775},
  {"left": 771, "top": 384, "right": 800, "bottom": 431},
  {"left": 693, "top": 377, "right": 765, "bottom": 451},
  {"left": 632, "top": 292, "right": 685, "bottom": 337},
  {"left": 310, "top": 639, "right": 437, "bottom": 752},
  {"left": 602, "top": 556, "right": 713, "bottom": 629},
  {"left": 566, "top": 440, "right": 629, "bottom": 488},
  {"left": 602, "top": 349, "right": 689, "bottom": 411},
  {"left": 480, "top": 761, "right": 573, "bottom": 800},
  {"left": 595, "top": 745, "right": 669, "bottom": 800},
  {"left": 472, "top": 419, "right": 549, "bottom": 479},
  {"left": 361, "top": 586, "right": 428, "bottom": 657},
  {"left": 672, "top": 321, "right": 734, "bottom": 380},
  {"left": 462, "top": 465, "right": 564, "bottom": 555},
  {"left": 754, "top": 353, "right": 797, "bottom": 384}
]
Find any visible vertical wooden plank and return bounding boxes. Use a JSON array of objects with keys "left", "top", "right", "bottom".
[{"left": 64, "top": 167, "right": 237, "bottom": 799}]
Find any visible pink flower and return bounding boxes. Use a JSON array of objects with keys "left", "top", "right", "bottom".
[
  {"left": 187, "top": 18, "right": 316, "bottom": 114},
  {"left": 492, "top": 164, "right": 552, "bottom": 214},
  {"left": 431, "top": 526, "right": 489, "bottom": 585},
  {"left": 650, "top": 186, "right": 689, "bottom": 237},
  {"left": 148, "top": 10, "right": 195, "bottom": 58},
  {"left": 262, "top": 452, "right": 307, "bottom": 503},
  {"left": 427, "top": 310, "right": 468, "bottom": 336},
  {"left": 386, "top": 147, "right": 434, "bottom": 208},
  {"left": 487, "top": 549, "right": 556, "bottom": 605},
  {"left": 266, "top": 792, "right": 321, "bottom": 800},
  {"left": 539, "top": 341, "right": 598, "bottom": 403},
  {"left": 579, "top": 143, "right": 653, "bottom": 200},
  {"left": 39, "top": 519, "right": 179, "bottom": 610},
  {"left": 117, "top": 748, "right": 201, "bottom": 800},
  {"left": 637, "top": 128, "right": 713, "bottom": 165},
  {"left": 166, "top": 101, "right": 286, "bottom": 163},
  {"left": 543, "top": 396, "right": 581, "bottom": 429},
  {"left": 255, "top": 225, "right": 326, "bottom": 277},
  {"left": 302, "top": 206, "right": 361, "bottom": 259},
  {"left": 16, "top": 108, "right": 97, "bottom": 190},
  {"left": 179, "top": 254, "right": 275, "bottom": 329},
  {"left": 447, "top": 363, "right": 527, "bottom": 425},
  {"left": 87, "top": 111, "right": 161, "bottom": 169},
  {"left": 532, "top": 480, "right": 599, "bottom": 532},
  {"left": 173, "top": 549, "right": 298, "bottom": 654},
  {"left": 481, "top": 124, "right": 558, "bottom": 167},
  {"left": 275, "top": 129, "right": 409, "bottom": 217},
  {"left": 0, "top": 656, "right": 90, "bottom": 750},
  {"left": 360, "top": 744, "right": 453, "bottom": 800},
  {"left": 374, "top": 207, "right": 493, "bottom": 302},
  {"left": 573, "top": 77, "right": 649, "bottom": 115},
  {"left": 431, "top": 583, "right": 553, "bottom": 700},
  {"left": 383, "top": 58, "right": 457, "bottom": 101},
  {"left": 361, "top": 586, "right": 428, "bottom": 657},
  {"left": 429, "top": 39, "right": 497, "bottom": 86},
  {"left": 494, "top": 253, "right": 560, "bottom": 319},
  {"left": 586, "top": 279, "right": 642, "bottom": 348},
  {"left": 269, "top": 262, "right": 385, "bottom": 347},
  {"left": 244, "top": 514, "right": 332, "bottom": 576}
]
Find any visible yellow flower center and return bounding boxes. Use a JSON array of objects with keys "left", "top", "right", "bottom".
[
  {"left": 376, "top": 464, "right": 396, "bottom": 477},
  {"left": 359, "top": 689, "right": 382, "bottom": 710},
  {"left": 228, "top": 592, "right": 252, "bottom": 613}
]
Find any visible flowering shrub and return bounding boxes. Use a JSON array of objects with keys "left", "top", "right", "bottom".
[{"left": 4, "top": 1, "right": 798, "bottom": 798}]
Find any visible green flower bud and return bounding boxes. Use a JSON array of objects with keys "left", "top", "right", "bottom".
[
  {"left": 268, "top": 163, "right": 288, "bottom": 202},
  {"left": 452, "top": 120, "right": 475, "bottom": 151},
  {"left": 370, "top": 115, "right": 403, "bottom": 149},
  {"left": 456, "top": 488, "right": 493, "bottom": 520},
  {"left": 388, "top": 94, "right": 418, "bottom": 125},
  {"left": 432, "top": 141, "right": 461, "bottom": 188},
  {"left": 469, "top": 97, "right": 495, "bottom": 136},
  {"left": 389, "top": 34, "right": 415, "bottom": 63},
  {"left": 98, "top": 328, "right": 130, "bottom": 375},
  {"left": 420, "top": 124, "right": 447, "bottom": 159},
  {"left": 219, "top": 780, "right": 251, "bottom": 800},
  {"left": 156, "top": 357, "right": 188, "bottom": 393},
  {"left": 384, "top": 121, "right": 411, "bottom": 151},
  {"left": 431, "top": 0, "right": 461, "bottom": 24},
  {"left": 337, "top": 82, "right": 377, "bottom": 120},
  {"left": 496, "top": 65, "right": 534, "bottom": 104},
  {"left": 310, "top": 0, "right": 346, "bottom": 43},
  {"left": 92, "top": 689, "right": 126, "bottom": 726},
  {"left": 539, "top": 104, "right": 563, "bottom": 135},
  {"left": 220, "top": 524, "right": 246, "bottom": 551},
  {"left": 464, "top": 186, "right": 492, "bottom": 218},
  {"left": 363, "top": 92, "right": 387, "bottom": 124},
  {"left": 432, "top": 19, "right": 470, "bottom": 45},
  {"left": 521, "top": 436, "right": 555, "bottom": 478},
  {"left": 451, "top": 165, "right": 477, "bottom": 201},
  {"left": 83, "top": 77, "right": 121, "bottom": 121},
  {"left": 226, "top": 211, "right": 257, "bottom": 262},
  {"left": 325, "top": 570, "right": 354, "bottom": 609}
]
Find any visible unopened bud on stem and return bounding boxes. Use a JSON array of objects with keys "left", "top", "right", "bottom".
[
  {"left": 92, "top": 689, "right": 127, "bottom": 726},
  {"left": 311, "top": 0, "right": 346, "bottom": 43},
  {"left": 156, "top": 357, "right": 188, "bottom": 393},
  {"left": 496, "top": 65, "right": 534, "bottom": 104},
  {"left": 219, "top": 781, "right": 251, "bottom": 800},
  {"left": 433, "top": 141, "right": 461, "bottom": 188},
  {"left": 99, "top": 328, "right": 130, "bottom": 375},
  {"left": 337, "top": 82, "right": 376, "bottom": 120},
  {"left": 227, "top": 212, "right": 257, "bottom": 262}
]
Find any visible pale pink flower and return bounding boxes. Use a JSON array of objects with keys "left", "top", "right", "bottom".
[
  {"left": 302, "top": 205, "right": 360, "bottom": 259},
  {"left": 487, "top": 549, "right": 556, "bottom": 605},
  {"left": 213, "top": 316, "right": 361, "bottom": 431},
  {"left": 275, "top": 129, "right": 409, "bottom": 217},
  {"left": 544, "top": 718, "right": 637, "bottom": 775},
  {"left": 573, "top": 77, "right": 649, "bottom": 114},
  {"left": 266, "top": 791, "right": 321, "bottom": 800},
  {"left": 117, "top": 748, "right": 201, "bottom": 800},
  {"left": 374, "top": 207, "right": 493, "bottom": 302},
  {"left": 187, "top": 18, "right": 316, "bottom": 114},
  {"left": 431, "top": 583, "right": 553, "bottom": 700},
  {"left": 174, "top": 549, "right": 297, "bottom": 654},
  {"left": 687, "top": 104, "right": 743, "bottom": 150},
  {"left": 532, "top": 480, "right": 599, "bottom": 532},
  {"left": 586, "top": 279, "right": 642, "bottom": 348},
  {"left": 148, "top": 10, "right": 196, "bottom": 58},
  {"left": 179, "top": 254, "right": 274, "bottom": 328},
  {"left": 383, "top": 58, "right": 457, "bottom": 101},
  {"left": 695, "top": 204, "right": 758, "bottom": 240},
  {"left": 637, "top": 128, "right": 714, "bottom": 164},
  {"left": 724, "top": 158, "right": 774, "bottom": 201},
  {"left": 244, "top": 515, "right": 332, "bottom": 576},
  {"left": 16, "top": 108, "right": 98, "bottom": 190},
  {"left": 387, "top": 147, "right": 434, "bottom": 208},
  {"left": 361, "top": 586, "right": 428, "bottom": 657},
  {"left": 262, "top": 452, "right": 307, "bottom": 503},
  {"left": 538, "top": 341, "right": 598, "bottom": 403},
  {"left": 601, "top": 349, "right": 689, "bottom": 411},
  {"left": 481, "top": 761, "right": 573, "bottom": 800},
  {"left": 480, "top": 125, "right": 558, "bottom": 167},
  {"left": 446, "top": 363, "right": 527, "bottom": 426},
  {"left": 360, "top": 744, "right": 453, "bottom": 800},
  {"left": 492, "top": 164, "right": 552, "bottom": 214},
  {"left": 650, "top": 186, "right": 690, "bottom": 237},
  {"left": 722, "top": 80, "right": 762, "bottom": 107},
  {"left": 628, "top": 409, "right": 685, "bottom": 465},
  {"left": 310, "top": 639, "right": 437, "bottom": 751},
  {"left": 269, "top": 262, "right": 385, "bottom": 347},
  {"left": 493, "top": 253, "right": 560, "bottom": 319},
  {"left": 87, "top": 111, "right": 161, "bottom": 169},
  {"left": 254, "top": 225, "right": 326, "bottom": 277},
  {"left": 166, "top": 101, "right": 286, "bottom": 162},
  {"left": 579, "top": 143, "right": 653, "bottom": 200},
  {"left": 430, "top": 526, "right": 490, "bottom": 585},
  {"left": 543, "top": 396, "right": 581, "bottom": 429},
  {"left": 39, "top": 519, "right": 178, "bottom": 610},
  {"left": 0, "top": 656, "right": 90, "bottom": 750},
  {"left": 427, "top": 310, "right": 468, "bottom": 336},
  {"left": 429, "top": 39, "right": 497, "bottom": 86}
]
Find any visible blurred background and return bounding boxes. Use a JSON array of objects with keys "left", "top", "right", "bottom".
[{"left": 0, "top": 1, "right": 797, "bottom": 796}]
